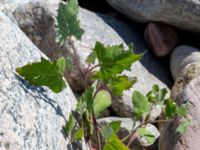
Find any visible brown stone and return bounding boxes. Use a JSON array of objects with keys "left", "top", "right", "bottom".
[{"left": 144, "top": 22, "right": 178, "bottom": 57}]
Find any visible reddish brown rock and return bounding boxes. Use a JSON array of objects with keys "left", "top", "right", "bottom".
[{"left": 144, "top": 22, "right": 178, "bottom": 57}]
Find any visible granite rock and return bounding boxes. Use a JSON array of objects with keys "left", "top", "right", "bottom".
[
  {"left": 159, "top": 76, "right": 200, "bottom": 150},
  {"left": 107, "top": 0, "right": 200, "bottom": 34},
  {"left": 0, "top": 11, "right": 78, "bottom": 150},
  {"left": 171, "top": 62, "right": 200, "bottom": 101}
]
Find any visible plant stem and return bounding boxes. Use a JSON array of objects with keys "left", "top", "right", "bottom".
[
  {"left": 87, "top": 141, "right": 93, "bottom": 150},
  {"left": 87, "top": 64, "right": 100, "bottom": 73},
  {"left": 91, "top": 112, "right": 101, "bottom": 150},
  {"left": 68, "top": 37, "right": 88, "bottom": 89},
  {"left": 121, "top": 121, "right": 136, "bottom": 142},
  {"left": 121, "top": 133, "right": 132, "bottom": 143},
  {"left": 144, "top": 119, "right": 173, "bottom": 125},
  {"left": 97, "top": 130, "right": 101, "bottom": 150},
  {"left": 90, "top": 85, "right": 105, "bottom": 150},
  {"left": 127, "top": 131, "right": 139, "bottom": 147},
  {"left": 83, "top": 64, "right": 100, "bottom": 85}
]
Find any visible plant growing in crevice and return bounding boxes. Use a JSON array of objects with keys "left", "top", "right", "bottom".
[{"left": 16, "top": 0, "right": 191, "bottom": 149}]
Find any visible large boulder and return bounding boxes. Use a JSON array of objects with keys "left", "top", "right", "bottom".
[
  {"left": 159, "top": 76, "right": 200, "bottom": 150},
  {"left": 160, "top": 45, "right": 200, "bottom": 150},
  {"left": 0, "top": 11, "right": 77, "bottom": 149},
  {"left": 170, "top": 45, "right": 200, "bottom": 101},
  {"left": 171, "top": 62, "right": 200, "bottom": 101},
  {"left": 11, "top": 0, "right": 170, "bottom": 117},
  {"left": 106, "top": 0, "right": 200, "bottom": 34}
]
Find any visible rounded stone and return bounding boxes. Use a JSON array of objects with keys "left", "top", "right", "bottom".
[
  {"left": 171, "top": 62, "right": 200, "bottom": 102},
  {"left": 170, "top": 45, "right": 200, "bottom": 80},
  {"left": 144, "top": 22, "right": 177, "bottom": 57}
]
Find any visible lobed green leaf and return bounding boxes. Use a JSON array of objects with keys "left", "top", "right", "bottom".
[
  {"left": 73, "top": 127, "right": 84, "bottom": 140},
  {"left": 165, "top": 99, "right": 189, "bottom": 119},
  {"left": 55, "top": 0, "right": 84, "bottom": 44},
  {"left": 132, "top": 91, "right": 150, "bottom": 119},
  {"left": 137, "top": 127, "right": 156, "bottom": 145},
  {"left": 102, "top": 126, "right": 114, "bottom": 140},
  {"left": 165, "top": 99, "right": 177, "bottom": 118},
  {"left": 86, "top": 51, "right": 97, "bottom": 64},
  {"left": 103, "top": 134, "right": 129, "bottom": 150},
  {"left": 65, "top": 113, "right": 75, "bottom": 136},
  {"left": 84, "top": 87, "right": 94, "bottom": 112},
  {"left": 176, "top": 119, "right": 191, "bottom": 134},
  {"left": 94, "top": 42, "right": 143, "bottom": 82},
  {"left": 146, "top": 84, "right": 167, "bottom": 105},
  {"left": 108, "top": 76, "right": 136, "bottom": 96},
  {"left": 16, "top": 57, "right": 66, "bottom": 93},
  {"left": 109, "top": 121, "right": 121, "bottom": 134},
  {"left": 102, "top": 121, "right": 121, "bottom": 140},
  {"left": 76, "top": 87, "right": 94, "bottom": 115},
  {"left": 176, "top": 104, "right": 188, "bottom": 117}
]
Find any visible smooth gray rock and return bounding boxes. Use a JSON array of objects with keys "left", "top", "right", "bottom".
[
  {"left": 12, "top": 0, "right": 170, "bottom": 117},
  {"left": 159, "top": 76, "right": 200, "bottom": 150},
  {"left": 0, "top": 11, "right": 77, "bottom": 150},
  {"left": 107, "top": 0, "right": 200, "bottom": 34},
  {"left": 170, "top": 45, "right": 200, "bottom": 80}
]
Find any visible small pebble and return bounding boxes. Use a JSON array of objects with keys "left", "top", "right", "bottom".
[{"left": 144, "top": 22, "right": 177, "bottom": 57}]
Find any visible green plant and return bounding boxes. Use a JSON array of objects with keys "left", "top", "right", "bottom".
[{"left": 15, "top": 0, "right": 191, "bottom": 149}]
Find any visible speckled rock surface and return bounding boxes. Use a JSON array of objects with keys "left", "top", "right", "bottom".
[
  {"left": 170, "top": 45, "right": 200, "bottom": 80},
  {"left": 159, "top": 76, "right": 200, "bottom": 150},
  {"left": 11, "top": 0, "right": 170, "bottom": 117},
  {"left": 162, "top": 46, "right": 200, "bottom": 150},
  {"left": 106, "top": 0, "right": 200, "bottom": 34},
  {"left": 12, "top": 0, "right": 66, "bottom": 61},
  {"left": 171, "top": 62, "right": 200, "bottom": 101},
  {"left": 0, "top": 11, "right": 77, "bottom": 149},
  {"left": 0, "top": 0, "right": 56, "bottom": 13}
]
